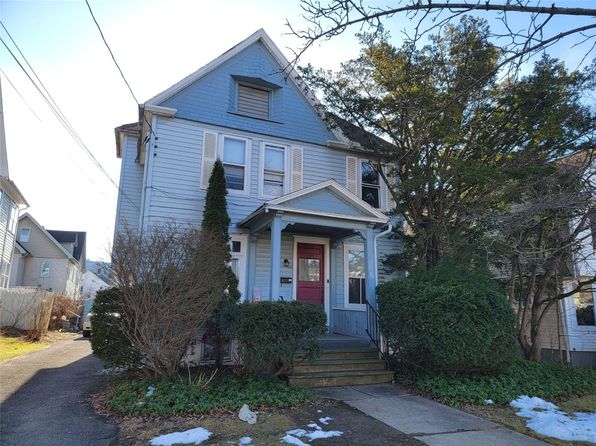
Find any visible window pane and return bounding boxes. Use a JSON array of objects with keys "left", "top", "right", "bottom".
[
  {"left": 265, "top": 147, "right": 284, "bottom": 171},
  {"left": 264, "top": 181, "right": 284, "bottom": 197},
  {"left": 361, "top": 162, "right": 379, "bottom": 185},
  {"left": 231, "top": 241, "right": 241, "bottom": 253},
  {"left": 40, "top": 262, "right": 50, "bottom": 278},
  {"left": 348, "top": 250, "right": 365, "bottom": 277},
  {"left": 299, "top": 259, "right": 320, "bottom": 281},
  {"left": 575, "top": 291, "right": 595, "bottom": 326},
  {"left": 224, "top": 164, "right": 244, "bottom": 190},
  {"left": 362, "top": 186, "right": 379, "bottom": 208},
  {"left": 223, "top": 138, "right": 246, "bottom": 164},
  {"left": 348, "top": 278, "right": 361, "bottom": 304}
]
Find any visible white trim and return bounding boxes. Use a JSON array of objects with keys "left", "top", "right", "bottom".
[
  {"left": 143, "top": 28, "right": 348, "bottom": 144},
  {"left": 267, "top": 205, "right": 387, "bottom": 224},
  {"left": 230, "top": 233, "right": 248, "bottom": 302},
  {"left": 143, "top": 105, "right": 177, "bottom": 117},
  {"left": 219, "top": 134, "right": 251, "bottom": 196},
  {"left": 293, "top": 235, "right": 331, "bottom": 328},
  {"left": 344, "top": 242, "right": 367, "bottom": 311},
  {"left": 258, "top": 141, "right": 290, "bottom": 200}
]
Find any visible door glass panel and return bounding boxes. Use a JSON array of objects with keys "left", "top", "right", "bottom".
[{"left": 299, "top": 258, "right": 320, "bottom": 281}]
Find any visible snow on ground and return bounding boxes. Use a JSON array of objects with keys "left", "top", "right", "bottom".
[
  {"left": 510, "top": 396, "right": 596, "bottom": 443},
  {"left": 149, "top": 427, "right": 212, "bottom": 446},
  {"left": 281, "top": 418, "right": 343, "bottom": 444},
  {"left": 238, "top": 436, "right": 253, "bottom": 445}
]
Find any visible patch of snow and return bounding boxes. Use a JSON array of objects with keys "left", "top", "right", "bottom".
[
  {"left": 286, "top": 429, "right": 307, "bottom": 437},
  {"left": 239, "top": 436, "right": 253, "bottom": 445},
  {"left": 307, "top": 423, "right": 321, "bottom": 430},
  {"left": 306, "top": 430, "right": 343, "bottom": 440},
  {"left": 149, "top": 427, "right": 212, "bottom": 446},
  {"left": 316, "top": 409, "right": 322, "bottom": 413},
  {"left": 98, "top": 367, "right": 126, "bottom": 375},
  {"left": 484, "top": 399, "right": 494, "bottom": 405},
  {"left": 510, "top": 396, "right": 596, "bottom": 443},
  {"left": 280, "top": 434, "right": 309, "bottom": 446},
  {"left": 318, "top": 416, "right": 333, "bottom": 425},
  {"left": 146, "top": 386, "right": 156, "bottom": 397},
  {"left": 239, "top": 404, "right": 257, "bottom": 425}
]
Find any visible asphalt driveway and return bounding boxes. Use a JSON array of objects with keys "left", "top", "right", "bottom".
[{"left": 0, "top": 336, "right": 118, "bottom": 446}]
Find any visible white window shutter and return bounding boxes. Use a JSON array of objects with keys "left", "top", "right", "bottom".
[
  {"left": 200, "top": 132, "right": 218, "bottom": 190},
  {"left": 346, "top": 156, "right": 358, "bottom": 195},
  {"left": 291, "top": 146, "right": 303, "bottom": 192}
]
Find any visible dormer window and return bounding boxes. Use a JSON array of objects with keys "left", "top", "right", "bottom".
[{"left": 237, "top": 84, "right": 270, "bottom": 119}]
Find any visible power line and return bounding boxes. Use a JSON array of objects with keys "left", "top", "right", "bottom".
[
  {"left": 84, "top": 0, "right": 155, "bottom": 143},
  {"left": 0, "top": 68, "right": 41, "bottom": 122},
  {"left": 0, "top": 29, "right": 140, "bottom": 211}
]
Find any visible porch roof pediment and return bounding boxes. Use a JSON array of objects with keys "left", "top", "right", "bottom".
[{"left": 238, "top": 180, "right": 389, "bottom": 229}]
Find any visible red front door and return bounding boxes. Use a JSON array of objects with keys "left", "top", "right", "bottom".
[{"left": 296, "top": 243, "right": 324, "bottom": 306}]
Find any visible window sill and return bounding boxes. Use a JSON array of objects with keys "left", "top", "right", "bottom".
[{"left": 228, "top": 111, "right": 283, "bottom": 124}]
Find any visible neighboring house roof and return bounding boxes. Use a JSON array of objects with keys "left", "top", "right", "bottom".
[
  {"left": 19, "top": 213, "right": 80, "bottom": 265},
  {"left": 47, "top": 230, "right": 86, "bottom": 263},
  {"left": 329, "top": 115, "right": 396, "bottom": 155},
  {"left": 0, "top": 176, "right": 28, "bottom": 206},
  {"left": 15, "top": 240, "right": 30, "bottom": 256}
]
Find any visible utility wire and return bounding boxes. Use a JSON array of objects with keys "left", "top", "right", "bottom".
[
  {"left": 0, "top": 68, "right": 41, "bottom": 122},
  {"left": 0, "top": 31, "right": 140, "bottom": 211},
  {"left": 84, "top": 0, "right": 155, "bottom": 143}
]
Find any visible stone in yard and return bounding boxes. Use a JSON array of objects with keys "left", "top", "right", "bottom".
[{"left": 238, "top": 404, "right": 257, "bottom": 425}]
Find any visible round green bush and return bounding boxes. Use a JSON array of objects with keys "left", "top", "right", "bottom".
[
  {"left": 90, "top": 288, "right": 140, "bottom": 369},
  {"left": 377, "top": 264, "right": 518, "bottom": 374},
  {"left": 223, "top": 301, "right": 327, "bottom": 376}
]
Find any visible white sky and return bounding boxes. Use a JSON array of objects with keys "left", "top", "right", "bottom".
[{"left": 0, "top": 0, "right": 593, "bottom": 260}]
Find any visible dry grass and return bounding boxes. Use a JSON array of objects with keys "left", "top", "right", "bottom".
[{"left": 0, "top": 329, "right": 76, "bottom": 363}]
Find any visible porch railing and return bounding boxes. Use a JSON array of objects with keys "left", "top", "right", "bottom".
[{"left": 365, "top": 301, "right": 389, "bottom": 363}]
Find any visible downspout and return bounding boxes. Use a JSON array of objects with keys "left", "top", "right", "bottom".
[{"left": 374, "top": 224, "right": 393, "bottom": 287}]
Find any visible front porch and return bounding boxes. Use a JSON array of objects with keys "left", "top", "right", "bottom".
[{"left": 236, "top": 180, "right": 390, "bottom": 339}]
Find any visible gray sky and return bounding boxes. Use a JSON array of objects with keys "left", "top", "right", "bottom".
[{"left": 1, "top": 0, "right": 593, "bottom": 260}]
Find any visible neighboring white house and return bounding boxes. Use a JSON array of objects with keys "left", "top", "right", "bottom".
[
  {"left": 80, "top": 270, "right": 108, "bottom": 321},
  {"left": 11, "top": 213, "right": 86, "bottom": 299},
  {"left": 538, "top": 151, "right": 596, "bottom": 369},
  {"left": 0, "top": 78, "right": 28, "bottom": 288}
]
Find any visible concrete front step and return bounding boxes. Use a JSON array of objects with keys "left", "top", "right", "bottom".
[
  {"left": 317, "top": 349, "right": 379, "bottom": 361},
  {"left": 290, "top": 370, "right": 394, "bottom": 387},
  {"left": 293, "top": 358, "right": 387, "bottom": 373}
]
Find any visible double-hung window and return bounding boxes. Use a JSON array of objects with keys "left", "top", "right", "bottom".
[
  {"left": 574, "top": 289, "right": 595, "bottom": 326},
  {"left": 19, "top": 227, "right": 31, "bottom": 243},
  {"left": 222, "top": 136, "right": 247, "bottom": 191},
  {"left": 345, "top": 244, "right": 366, "bottom": 308},
  {"left": 361, "top": 161, "right": 381, "bottom": 209},
  {"left": 262, "top": 144, "right": 286, "bottom": 197},
  {"left": 40, "top": 261, "right": 51, "bottom": 278}
]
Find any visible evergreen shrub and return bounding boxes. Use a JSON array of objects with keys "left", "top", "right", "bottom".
[
  {"left": 223, "top": 301, "right": 327, "bottom": 376},
  {"left": 377, "top": 263, "right": 518, "bottom": 374},
  {"left": 90, "top": 287, "right": 140, "bottom": 370}
]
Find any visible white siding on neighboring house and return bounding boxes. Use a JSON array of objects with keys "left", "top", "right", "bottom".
[
  {"left": 0, "top": 190, "right": 17, "bottom": 287},
  {"left": 114, "top": 135, "right": 143, "bottom": 235}
]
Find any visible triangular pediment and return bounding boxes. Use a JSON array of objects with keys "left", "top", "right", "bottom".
[{"left": 268, "top": 180, "right": 388, "bottom": 222}]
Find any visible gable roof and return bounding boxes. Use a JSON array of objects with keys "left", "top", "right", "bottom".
[
  {"left": 19, "top": 213, "right": 80, "bottom": 265},
  {"left": 143, "top": 28, "right": 348, "bottom": 144},
  {"left": 47, "top": 230, "right": 86, "bottom": 263},
  {"left": 238, "top": 179, "right": 389, "bottom": 227}
]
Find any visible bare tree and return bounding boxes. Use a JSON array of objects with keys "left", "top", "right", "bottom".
[
  {"left": 494, "top": 150, "right": 595, "bottom": 361},
  {"left": 111, "top": 224, "right": 228, "bottom": 378},
  {"left": 289, "top": 1, "right": 596, "bottom": 72}
]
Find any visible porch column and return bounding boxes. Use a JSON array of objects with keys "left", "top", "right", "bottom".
[
  {"left": 247, "top": 233, "right": 258, "bottom": 302},
  {"left": 363, "top": 227, "right": 377, "bottom": 308},
  {"left": 329, "top": 241, "right": 337, "bottom": 332},
  {"left": 269, "top": 214, "right": 283, "bottom": 301}
]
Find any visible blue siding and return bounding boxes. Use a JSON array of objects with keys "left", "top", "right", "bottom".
[
  {"left": 161, "top": 42, "right": 336, "bottom": 147},
  {"left": 283, "top": 189, "right": 370, "bottom": 217}
]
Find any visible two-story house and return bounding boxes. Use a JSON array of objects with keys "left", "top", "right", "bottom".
[
  {"left": 0, "top": 79, "right": 28, "bottom": 288},
  {"left": 11, "top": 213, "right": 86, "bottom": 299},
  {"left": 113, "top": 30, "right": 401, "bottom": 370}
]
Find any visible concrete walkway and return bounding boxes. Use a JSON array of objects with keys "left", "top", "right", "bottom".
[{"left": 317, "top": 384, "right": 548, "bottom": 446}]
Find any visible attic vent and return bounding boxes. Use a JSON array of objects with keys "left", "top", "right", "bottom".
[{"left": 237, "top": 84, "right": 269, "bottom": 119}]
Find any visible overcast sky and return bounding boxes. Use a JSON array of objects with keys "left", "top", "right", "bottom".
[{"left": 1, "top": 0, "right": 593, "bottom": 261}]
